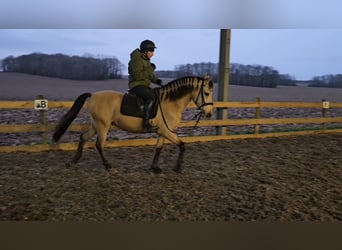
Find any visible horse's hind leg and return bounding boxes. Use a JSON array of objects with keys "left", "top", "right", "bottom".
[
  {"left": 69, "top": 126, "right": 96, "bottom": 166},
  {"left": 94, "top": 123, "right": 112, "bottom": 170},
  {"left": 95, "top": 138, "right": 111, "bottom": 170},
  {"left": 151, "top": 137, "right": 165, "bottom": 174}
]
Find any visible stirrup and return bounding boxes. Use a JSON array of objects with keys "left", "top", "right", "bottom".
[
  {"left": 143, "top": 123, "right": 157, "bottom": 133},
  {"left": 143, "top": 124, "right": 153, "bottom": 133}
]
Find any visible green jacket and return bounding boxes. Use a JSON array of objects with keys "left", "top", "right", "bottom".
[{"left": 128, "top": 49, "right": 158, "bottom": 89}]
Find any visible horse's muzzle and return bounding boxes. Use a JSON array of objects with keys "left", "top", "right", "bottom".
[
  {"left": 201, "top": 108, "right": 213, "bottom": 119},
  {"left": 199, "top": 102, "right": 213, "bottom": 117},
  {"left": 205, "top": 112, "right": 212, "bottom": 118}
]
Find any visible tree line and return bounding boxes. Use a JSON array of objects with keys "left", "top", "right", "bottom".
[
  {"left": 160, "top": 62, "right": 342, "bottom": 88},
  {"left": 229, "top": 63, "right": 296, "bottom": 88},
  {"left": 308, "top": 74, "right": 342, "bottom": 88},
  {"left": 2, "top": 53, "right": 341, "bottom": 88},
  {"left": 164, "top": 62, "right": 296, "bottom": 88},
  {"left": 1, "top": 53, "right": 124, "bottom": 80}
]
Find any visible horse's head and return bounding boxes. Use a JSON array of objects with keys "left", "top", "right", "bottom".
[{"left": 193, "top": 75, "right": 214, "bottom": 118}]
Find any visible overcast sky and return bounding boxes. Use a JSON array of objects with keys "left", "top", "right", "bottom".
[
  {"left": 1, "top": 29, "right": 342, "bottom": 80},
  {"left": 1, "top": 0, "right": 342, "bottom": 28},
  {"left": 0, "top": 1, "right": 342, "bottom": 81}
]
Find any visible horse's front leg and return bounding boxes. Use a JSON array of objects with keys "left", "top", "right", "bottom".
[
  {"left": 161, "top": 131, "right": 186, "bottom": 173},
  {"left": 151, "top": 136, "right": 165, "bottom": 174},
  {"left": 94, "top": 123, "right": 114, "bottom": 171}
]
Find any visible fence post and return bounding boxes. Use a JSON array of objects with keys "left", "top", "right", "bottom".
[
  {"left": 216, "top": 29, "right": 231, "bottom": 136},
  {"left": 321, "top": 99, "right": 329, "bottom": 130},
  {"left": 36, "top": 95, "right": 48, "bottom": 144},
  {"left": 254, "top": 97, "right": 261, "bottom": 134}
]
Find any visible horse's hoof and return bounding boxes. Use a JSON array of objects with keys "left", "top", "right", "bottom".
[
  {"left": 173, "top": 167, "right": 182, "bottom": 173},
  {"left": 151, "top": 167, "right": 162, "bottom": 174},
  {"left": 103, "top": 162, "right": 112, "bottom": 170},
  {"left": 108, "top": 168, "right": 119, "bottom": 175},
  {"left": 66, "top": 161, "right": 76, "bottom": 168}
]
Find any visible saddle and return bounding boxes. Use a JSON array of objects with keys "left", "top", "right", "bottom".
[{"left": 120, "top": 91, "right": 158, "bottom": 118}]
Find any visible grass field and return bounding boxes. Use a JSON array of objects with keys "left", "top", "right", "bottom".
[{"left": 1, "top": 72, "right": 342, "bottom": 102}]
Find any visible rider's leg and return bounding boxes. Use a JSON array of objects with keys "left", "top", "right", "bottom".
[
  {"left": 130, "top": 85, "right": 156, "bottom": 132},
  {"left": 142, "top": 99, "right": 154, "bottom": 132}
]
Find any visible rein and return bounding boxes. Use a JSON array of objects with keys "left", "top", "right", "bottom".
[
  {"left": 155, "top": 88, "right": 175, "bottom": 133},
  {"left": 192, "top": 110, "right": 203, "bottom": 128}
]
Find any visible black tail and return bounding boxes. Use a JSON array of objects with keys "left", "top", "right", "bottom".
[{"left": 52, "top": 93, "right": 92, "bottom": 142}]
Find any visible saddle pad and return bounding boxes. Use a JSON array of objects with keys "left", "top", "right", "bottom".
[{"left": 120, "top": 94, "right": 158, "bottom": 118}]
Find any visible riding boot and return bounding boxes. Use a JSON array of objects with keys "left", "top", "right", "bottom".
[{"left": 142, "top": 100, "right": 154, "bottom": 132}]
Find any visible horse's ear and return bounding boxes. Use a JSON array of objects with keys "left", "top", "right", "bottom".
[
  {"left": 204, "top": 74, "right": 213, "bottom": 89},
  {"left": 204, "top": 74, "right": 212, "bottom": 81}
]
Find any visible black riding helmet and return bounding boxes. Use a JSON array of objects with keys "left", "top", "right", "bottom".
[{"left": 140, "top": 40, "right": 157, "bottom": 53}]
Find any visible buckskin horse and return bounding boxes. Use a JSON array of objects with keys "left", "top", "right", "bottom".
[{"left": 52, "top": 76, "right": 214, "bottom": 173}]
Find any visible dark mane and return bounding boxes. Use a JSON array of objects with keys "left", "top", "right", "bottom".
[{"left": 158, "top": 76, "right": 203, "bottom": 101}]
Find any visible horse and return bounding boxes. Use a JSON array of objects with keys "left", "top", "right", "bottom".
[{"left": 52, "top": 75, "right": 214, "bottom": 173}]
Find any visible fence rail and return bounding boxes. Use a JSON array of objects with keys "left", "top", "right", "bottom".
[
  {"left": 1, "top": 99, "right": 342, "bottom": 153},
  {"left": 2, "top": 100, "right": 342, "bottom": 109}
]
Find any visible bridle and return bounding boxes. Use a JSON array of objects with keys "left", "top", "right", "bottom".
[{"left": 192, "top": 81, "right": 214, "bottom": 127}]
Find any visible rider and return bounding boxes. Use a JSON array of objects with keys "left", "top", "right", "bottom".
[{"left": 128, "top": 40, "right": 162, "bottom": 132}]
